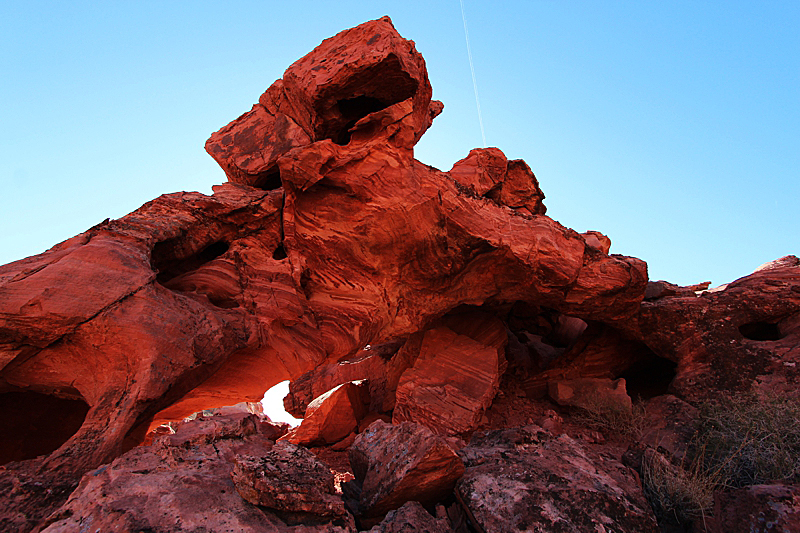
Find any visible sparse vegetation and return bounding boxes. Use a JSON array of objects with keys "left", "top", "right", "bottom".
[
  {"left": 641, "top": 392, "right": 800, "bottom": 529},
  {"left": 572, "top": 397, "right": 647, "bottom": 440}
]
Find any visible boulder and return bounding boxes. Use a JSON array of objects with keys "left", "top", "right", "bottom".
[
  {"left": 709, "top": 483, "right": 800, "bottom": 533},
  {"left": 393, "top": 311, "right": 507, "bottom": 436},
  {"left": 282, "top": 380, "right": 370, "bottom": 446},
  {"left": 457, "top": 426, "right": 659, "bottom": 533},
  {"left": 548, "top": 377, "right": 633, "bottom": 413},
  {"left": 232, "top": 441, "right": 349, "bottom": 519},
  {"left": 366, "top": 501, "right": 453, "bottom": 533},
  {"left": 39, "top": 414, "right": 355, "bottom": 532},
  {"left": 347, "top": 421, "right": 464, "bottom": 521}
]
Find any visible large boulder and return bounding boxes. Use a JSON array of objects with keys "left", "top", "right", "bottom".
[
  {"left": 347, "top": 421, "right": 464, "bottom": 522},
  {"left": 38, "top": 414, "right": 355, "bottom": 533},
  {"left": 282, "top": 380, "right": 370, "bottom": 446},
  {"left": 393, "top": 311, "right": 507, "bottom": 436},
  {"left": 456, "top": 426, "right": 659, "bottom": 533}
]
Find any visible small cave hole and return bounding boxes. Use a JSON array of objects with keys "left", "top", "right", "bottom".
[
  {"left": 739, "top": 321, "right": 783, "bottom": 341},
  {"left": 0, "top": 391, "right": 89, "bottom": 465},
  {"left": 333, "top": 95, "right": 390, "bottom": 145},
  {"left": 253, "top": 167, "right": 282, "bottom": 191},
  {"left": 152, "top": 240, "right": 230, "bottom": 284},
  {"left": 272, "top": 244, "right": 287, "bottom": 260},
  {"left": 619, "top": 351, "right": 678, "bottom": 401}
]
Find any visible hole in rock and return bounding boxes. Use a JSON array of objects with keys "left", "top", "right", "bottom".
[
  {"left": 618, "top": 349, "right": 678, "bottom": 401},
  {"left": 0, "top": 391, "right": 89, "bottom": 465},
  {"left": 739, "top": 321, "right": 783, "bottom": 341},
  {"left": 272, "top": 244, "right": 287, "bottom": 260},
  {"left": 152, "top": 239, "right": 230, "bottom": 284},
  {"left": 315, "top": 53, "right": 418, "bottom": 145},
  {"left": 253, "top": 167, "right": 282, "bottom": 191},
  {"left": 261, "top": 380, "right": 302, "bottom": 427},
  {"left": 333, "top": 95, "right": 390, "bottom": 145}
]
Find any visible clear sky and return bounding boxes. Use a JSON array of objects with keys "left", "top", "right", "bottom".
[{"left": 2, "top": 1, "right": 798, "bottom": 288}]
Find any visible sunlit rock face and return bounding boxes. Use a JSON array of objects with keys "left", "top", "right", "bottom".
[{"left": 0, "top": 15, "right": 656, "bottom": 530}]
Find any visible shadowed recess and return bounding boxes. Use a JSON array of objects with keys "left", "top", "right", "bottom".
[
  {"left": 152, "top": 239, "right": 230, "bottom": 284},
  {"left": 739, "top": 321, "right": 783, "bottom": 341},
  {"left": 0, "top": 391, "right": 89, "bottom": 465}
]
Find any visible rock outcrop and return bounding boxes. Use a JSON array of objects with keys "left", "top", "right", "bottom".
[
  {"left": 0, "top": 14, "right": 798, "bottom": 533},
  {"left": 456, "top": 426, "right": 660, "bottom": 532}
]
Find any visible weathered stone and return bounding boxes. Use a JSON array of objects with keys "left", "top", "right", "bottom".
[
  {"left": 0, "top": 16, "right": 650, "bottom": 528},
  {"left": 348, "top": 421, "right": 464, "bottom": 520},
  {"left": 709, "top": 483, "right": 800, "bottom": 533},
  {"left": 232, "top": 441, "right": 348, "bottom": 519},
  {"left": 39, "top": 414, "right": 355, "bottom": 533},
  {"left": 393, "top": 311, "right": 507, "bottom": 436},
  {"left": 282, "top": 380, "right": 370, "bottom": 446},
  {"left": 548, "top": 377, "right": 633, "bottom": 413},
  {"left": 367, "top": 501, "right": 453, "bottom": 533},
  {"left": 630, "top": 257, "right": 800, "bottom": 403},
  {"left": 457, "top": 426, "right": 659, "bottom": 533}
]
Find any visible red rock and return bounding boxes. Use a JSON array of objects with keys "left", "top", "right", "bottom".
[
  {"left": 0, "top": 16, "right": 649, "bottom": 528},
  {"left": 366, "top": 501, "right": 453, "bottom": 533},
  {"left": 348, "top": 420, "right": 464, "bottom": 521},
  {"left": 282, "top": 380, "right": 370, "bottom": 446},
  {"left": 39, "top": 414, "right": 355, "bottom": 533},
  {"left": 709, "top": 483, "right": 800, "bottom": 533},
  {"left": 548, "top": 377, "right": 633, "bottom": 412},
  {"left": 457, "top": 426, "right": 659, "bottom": 533},
  {"left": 393, "top": 312, "right": 507, "bottom": 437},
  {"left": 581, "top": 230, "right": 611, "bottom": 254},
  {"left": 232, "top": 441, "right": 349, "bottom": 519},
  {"left": 638, "top": 394, "right": 698, "bottom": 461},
  {"left": 283, "top": 341, "right": 402, "bottom": 418},
  {"left": 630, "top": 257, "right": 800, "bottom": 403}
]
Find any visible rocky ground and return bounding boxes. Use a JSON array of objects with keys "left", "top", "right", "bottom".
[{"left": 1, "top": 16, "right": 798, "bottom": 533}]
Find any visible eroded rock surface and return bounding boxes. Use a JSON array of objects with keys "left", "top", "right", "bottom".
[
  {"left": 39, "top": 413, "right": 355, "bottom": 533},
  {"left": 347, "top": 420, "right": 464, "bottom": 522},
  {"left": 456, "top": 426, "right": 659, "bottom": 533}
]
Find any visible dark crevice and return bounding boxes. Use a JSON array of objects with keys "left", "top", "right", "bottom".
[
  {"left": 333, "top": 95, "right": 390, "bottom": 145},
  {"left": 272, "top": 244, "right": 287, "bottom": 260},
  {"left": 0, "top": 391, "right": 89, "bottom": 465},
  {"left": 152, "top": 239, "right": 230, "bottom": 284},
  {"left": 252, "top": 166, "right": 282, "bottom": 191}
]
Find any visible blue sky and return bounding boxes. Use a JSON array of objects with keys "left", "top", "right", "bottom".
[{"left": 2, "top": 1, "right": 798, "bottom": 286}]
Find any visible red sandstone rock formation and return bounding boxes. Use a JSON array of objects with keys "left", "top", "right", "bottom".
[{"left": 1, "top": 14, "right": 798, "bottom": 533}]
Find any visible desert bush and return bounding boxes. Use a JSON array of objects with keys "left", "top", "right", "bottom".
[
  {"left": 695, "top": 392, "right": 800, "bottom": 487},
  {"left": 572, "top": 397, "right": 647, "bottom": 440},
  {"left": 642, "top": 391, "right": 800, "bottom": 529}
]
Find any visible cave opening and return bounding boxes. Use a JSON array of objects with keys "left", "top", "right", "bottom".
[
  {"left": 272, "top": 244, "right": 287, "bottom": 260},
  {"left": 152, "top": 239, "right": 230, "bottom": 284},
  {"left": 0, "top": 391, "right": 89, "bottom": 465},
  {"left": 333, "top": 95, "right": 390, "bottom": 145},
  {"left": 618, "top": 349, "right": 678, "bottom": 401},
  {"left": 314, "top": 53, "right": 418, "bottom": 145},
  {"left": 739, "top": 321, "right": 783, "bottom": 341},
  {"left": 253, "top": 167, "right": 282, "bottom": 191}
]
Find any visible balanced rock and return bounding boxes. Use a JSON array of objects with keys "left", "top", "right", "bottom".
[{"left": 348, "top": 420, "right": 464, "bottom": 521}]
